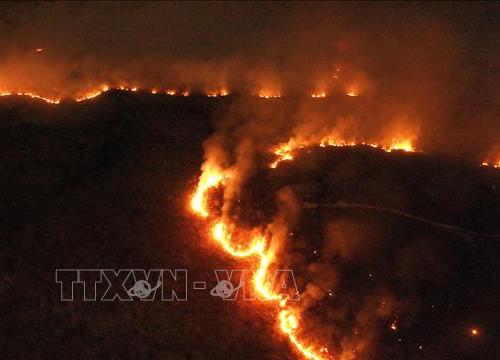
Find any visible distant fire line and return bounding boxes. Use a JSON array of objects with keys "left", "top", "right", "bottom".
[
  {"left": 269, "top": 140, "right": 417, "bottom": 169},
  {"left": 0, "top": 88, "right": 497, "bottom": 170},
  {"left": 0, "top": 86, "right": 369, "bottom": 104}
]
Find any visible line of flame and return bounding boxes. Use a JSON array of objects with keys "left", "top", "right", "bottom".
[
  {"left": 190, "top": 165, "right": 328, "bottom": 359},
  {"left": 0, "top": 88, "right": 495, "bottom": 170},
  {"left": 270, "top": 138, "right": 417, "bottom": 169}
]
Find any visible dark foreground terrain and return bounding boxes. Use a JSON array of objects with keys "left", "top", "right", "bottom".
[{"left": 1, "top": 93, "right": 499, "bottom": 359}]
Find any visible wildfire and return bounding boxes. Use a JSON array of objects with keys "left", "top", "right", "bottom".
[
  {"left": 279, "top": 310, "right": 328, "bottom": 360},
  {"left": 270, "top": 143, "right": 297, "bottom": 168},
  {"left": 258, "top": 90, "right": 281, "bottom": 99},
  {"left": 269, "top": 137, "right": 416, "bottom": 168},
  {"left": 75, "top": 85, "right": 110, "bottom": 102},
  {"left": 0, "top": 87, "right": 493, "bottom": 173},
  {"left": 386, "top": 139, "right": 415, "bottom": 152},
  {"left": 481, "top": 159, "right": 500, "bottom": 168},
  {"left": 207, "top": 89, "right": 229, "bottom": 97},
  {"left": 190, "top": 157, "right": 327, "bottom": 359},
  {"left": 211, "top": 221, "right": 266, "bottom": 258},
  {"left": 0, "top": 91, "right": 60, "bottom": 104},
  {"left": 190, "top": 166, "right": 225, "bottom": 217}
]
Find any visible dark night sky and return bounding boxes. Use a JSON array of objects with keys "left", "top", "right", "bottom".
[{"left": 0, "top": 2, "right": 499, "bottom": 60}]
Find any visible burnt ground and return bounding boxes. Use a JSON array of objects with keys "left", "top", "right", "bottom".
[{"left": 1, "top": 92, "right": 499, "bottom": 359}]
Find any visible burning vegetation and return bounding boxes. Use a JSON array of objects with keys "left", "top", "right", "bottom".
[
  {"left": 187, "top": 88, "right": 500, "bottom": 358},
  {"left": 2, "top": 3, "right": 500, "bottom": 360}
]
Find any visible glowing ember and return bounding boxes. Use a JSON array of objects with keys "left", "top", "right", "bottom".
[
  {"left": 166, "top": 90, "right": 176, "bottom": 96},
  {"left": 470, "top": 328, "right": 479, "bottom": 337},
  {"left": 311, "top": 92, "right": 326, "bottom": 98},
  {"left": 345, "top": 90, "right": 358, "bottom": 97}
]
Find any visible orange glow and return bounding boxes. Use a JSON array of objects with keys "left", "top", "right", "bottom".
[
  {"left": 269, "top": 136, "right": 416, "bottom": 169},
  {"left": 190, "top": 166, "right": 225, "bottom": 217},
  {"left": 386, "top": 139, "right": 415, "bottom": 152},
  {"left": 211, "top": 221, "right": 266, "bottom": 258},
  {"left": 35, "top": 48, "right": 43, "bottom": 52},
  {"left": 345, "top": 90, "right": 358, "bottom": 97},
  {"left": 311, "top": 92, "right": 326, "bottom": 98},
  {"left": 181, "top": 90, "right": 190, "bottom": 97},
  {"left": 279, "top": 310, "right": 327, "bottom": 360},
  {"left": 166, "top": 89, "right": 176, "bottom": 95},
  {"left": 470, "top": 328, "right": 479, "bottom": 337},
  {"left": 270, "top": 143, "right": 297, "bottom": 169},
  {"left": 280, "top": 309, "right": 299, "bottom": 333},
  {"left": 190, "top": 156, "right": 327, "bottom": 359},
  {"left": 258, "top": 90, "right": 281, "bottom": 99},
  {"left": 0, "top": 91, "right": 60, "bottom": 104},
  {"left": 482, "top": 161, "right": 500, "bottom": 168},
  {"left": 207, "top": 89, "right": 229, "bottom": 97},
  {"left": 481, "top": 154, "right": 500, "bottom": 169},
  {"left": 75, "top": 85, "right": 110, "bottom": 102}
]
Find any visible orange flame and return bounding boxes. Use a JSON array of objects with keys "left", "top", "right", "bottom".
[
  {"left": 75, "top": 85, "right": 110, "bottom": 102},
  {"left": 269, "top": 136, "right": 416, "bottom": 168},
  {"left": 190, "top": 166, "right": 225, "bottom": 217},
  {"left": 0, "top": 88, "right": 492, "bottom": 172},
  {"left": 207, "top": 89, "right": 229, "bottom": 97},
  {"left": 311, "top": 92, "right": 326, "bottom": 98},
  {"left": 258, "top": 90, "right": 281, "bottom": 99},
  {"left": 481, "top": 150, "right": 500, "bottom": 168},
  {"left": 191, "top": 158, "right": 327, "bottom": 360},
  {"left": 0, "top": 91, "right": 60, "bottom": 104}
]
